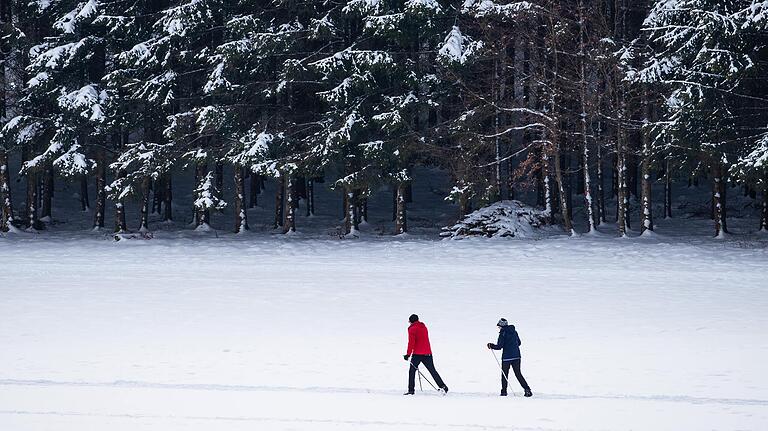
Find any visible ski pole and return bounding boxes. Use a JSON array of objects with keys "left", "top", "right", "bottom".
[
  {"left": 408, "top": 360, "right": 439, "bottom": 392},
  {"left": 490, "top": 349, "right": 516, "bottom": 397},
  {"left": 417, "top": 365, "right": 423, "bottom": 391}
]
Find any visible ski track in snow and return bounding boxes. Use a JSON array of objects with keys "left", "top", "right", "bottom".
[{"left": 1, "top": 378, "right": 766, "bottom": 406}]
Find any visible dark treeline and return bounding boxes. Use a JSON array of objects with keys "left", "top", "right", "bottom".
[{"left": 0, "top": 0, "right": 767, "bottom": 237}]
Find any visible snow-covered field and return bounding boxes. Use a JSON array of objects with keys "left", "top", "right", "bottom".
[{"left": 1, "top": 233, "right": 767, "bottom": 430}]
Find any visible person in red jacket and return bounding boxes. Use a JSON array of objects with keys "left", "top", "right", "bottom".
[{"left": 403, "top": 314, "right": 448, "bottom": 395}]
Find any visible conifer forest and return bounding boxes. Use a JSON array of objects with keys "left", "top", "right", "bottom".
[{"left": 0, "top": 0, "right": 767, "bottom": 237}]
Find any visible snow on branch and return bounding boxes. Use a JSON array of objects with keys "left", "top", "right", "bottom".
[
  {"left": 194, "top": 171, "right": 226, "bottom": 211},
  {"left": 438, "top": 26, "right": 484, "bottom": 65}
]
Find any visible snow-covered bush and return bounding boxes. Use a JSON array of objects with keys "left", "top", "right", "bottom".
[{"left": 441, "top": 200, "right": 550, "bottom": 239}]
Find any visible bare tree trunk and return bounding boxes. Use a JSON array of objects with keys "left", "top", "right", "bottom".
[
  {"left": 283, "top": 175, "right": 296, "bottom": 233},
  {"left": 507, "top": 159, "right": 515, "bottom": 200},
  {"left": 234, "top": 166, "right": 248, "bottom": 233},
  {"left": 395, "top": 182, "right": 407, "bottom": 235},
  {"left": 640, "top": 152, "right": 653, "bottom": 234},
  {"left": 114, "top": 170, "right": 127, "bottom": 233},
  {"left": 163, "top": 173, "right": 173, "bottom": 221},
  {"left": 0, "top": 150, "right": 15, "bottom": 231},
  {"left": 344, "top": 188, "right": 359, "bottom": 236},
  {"left": 640, "top": 102, "right": 654, "bottom": 234},
  {"left": 391, "top": 186, "right": 397, "bottom": 221},
  {"left": 360, "top": 195, "right": 368, "bottom": 224},
  {"left": 760, "top": 179, "right": 768, "bottom": 232},
  {"left": 93, "top": 149, "right": 106, "bottom": 229},
  {"left": 553, "top": 144, "right": 573, "bottom": 234},
  {"left": 617, "top": 152, "right": 628, "bottom": 236},
  {"left": 40, "top": 164, "right": 52, "bottom": 222},
  {"left": 577, "top": 0, "right": 596, "bottom": 233},
  {"left": 274, "top": 176, "right": 284, "bottom": 229},
  {"left": 542, "top": 150, "right": 553, "bottom": 221},
  {"left": 596, "top": 139, "right": 606, "bottom": 224},
  {"left": 195, "top": 162, "right": 209, "bottom": 227},
  {"left": 712, "top": 162, "right": 727, "bottom": 237},
  {"left": 80, "top": 174, "right": 89, "bottom": 211},
  {"left": 215, "top": 161, "right": 224, "bottom": 198},
  {"left": 151, "top": 179, "right": 162, "bottom": 215},
  {"left": 25, "top": 171, "right": 40, "bottom": 231},
  {"left": 249, "top": 173, "right": 259, "bottom": 208},
  {"left": 664, "top": 156, "right": 672, "bottom": 219},
  {"left": 306, "top": 178, "right": 314, "bottom": 216},
  {"left": 139, "top": 177, "right": 150, "bottom": 232}
]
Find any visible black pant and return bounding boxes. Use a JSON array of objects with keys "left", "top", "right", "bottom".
[
  {"left": 408, "top": 355, "right": 446, "bottom": 392},
  {"left": 501, "top": 359, "right": 530, "bottom": 392}
]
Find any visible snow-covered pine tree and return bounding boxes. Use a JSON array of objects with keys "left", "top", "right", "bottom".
[
  {"left": 640, "top": 0, "right": 760, "bottom": 237},
  {"left": 206, "top": 0, "right": 331, "bottom": 233},
  {"left": 306, "top": 0, "right": 450, "bottom": 235},
  {"left": 0, "top": 0, "right": 26, "bottom": 232},
  {"left": 4, "top": 0, "right": 112, "bottom": 229},
  {"left": 438, "top": 1, "right": 548, "bottom": 223}
]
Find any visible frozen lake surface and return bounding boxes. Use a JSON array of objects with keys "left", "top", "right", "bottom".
[{"left": 1, "top": 234, "right": 766, "bottom": 430}]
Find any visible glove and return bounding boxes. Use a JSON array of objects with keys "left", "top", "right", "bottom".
[
  {"left": 403, "top": 355, "right": 410, "bottom": 361},
  {"left": 487, "top": 343, "right": 493, "bottom": 349}
]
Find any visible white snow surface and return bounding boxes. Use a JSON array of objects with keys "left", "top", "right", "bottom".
[{"left": 1, "top": 235, "right": 767, "bottom": 430}]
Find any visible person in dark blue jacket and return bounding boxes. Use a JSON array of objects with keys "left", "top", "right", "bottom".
[{"left": 487, "top": 318, "right": 532, "bottom": 397}]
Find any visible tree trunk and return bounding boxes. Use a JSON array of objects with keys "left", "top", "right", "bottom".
[
  {"left": 151, "top": 179, "right": 162, "bottom": 215},
  {"left": 195, "top": 162, "right": 209, "bottom": 227},
  {"left": 542, "top": 150, "right": 553, "bottom": 222},
  {"left": 578, "top": 0, "right": 596, "bottom": 233},
  {"left": 640, "top": 152, "right": 653, "bottom": 234},
  {"left": 80, "top": 174, "right": 89, "bottom": 211},
  {"left": 617, "top": 152, "right": 628, "bottom": 237},
  {"left": 0, "top": 150, "right": 16, "bottom": 231},
  {"left": 249, "top": 173, "right": 259, "bottom": 208},
  {"left": 596, "top": 141, "right": 606, "bottom": 224},
  {"left": 344, "top": 188, "right": 358, "bottom": 236},
  {"left": 114, "top": 169, "right": 127, "bottom": 233},
  {"left": 41, "top": 164, "right": 52, "bottom": 221},
  {"left": 274, "top": 176, "right": 284, "bottom": 229},
  {"left": 306, "top": 178, "right": 314, "bottom": 216},
  {"left": 283, "top": 175, "right": 296, "bottom": 233},
  {"left": 395, "top": 182, "right": 407, "bottom": 235},
  {"left": 760, "top": 180, "right": 768, "bottom": 232},
  {"left": 163, "top": 173, "right": 173, "bottom": 221},
  {"left": 553, "top": 144, "right": 573, "bottom": 234},
  {"left": 405, "top": 181, "right": 412, "bottom": 203},
  {"left": 139, "top": 177, "right": 150, "bottom": 232},
  {"left": 712, "top": 162, "right": 728, "bottom": 237},
  {"left": 93, "top": 149, "right": 106, "bottom": 229},
  {"left": 25, "top": 171, "right": 40, "bottom": 231},
  {"left": 215, "top": 161, "right": 224, "bottom": 198},
  {"left": 640, "top": 103, "right": 654, "bottom": 234},
  {"left": 234, "top": 166, "right": 248, "bottom": 233},
  {"left": 664, "top": 157, "right": 672, "bottom": 219}
]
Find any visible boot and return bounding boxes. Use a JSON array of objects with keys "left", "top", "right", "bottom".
[
  {"left": 524, "top": 389, "right": 533, "bottom": 397},
  {"left": 500, "top": 390, "right": 507, "bottom": 396},
  {"left": 441, "top": 385, "right": 449, "bottom": 394},
  {"left": 403, "top": 391, "right": 414, "bottom": 395}
]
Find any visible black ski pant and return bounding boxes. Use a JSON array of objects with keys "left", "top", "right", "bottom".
[
  {"left": 501, "top": 359, "right": 530, "bottom": 392},
  {"left": 408, "top": 354, "right": 446, "bottom": 392}
]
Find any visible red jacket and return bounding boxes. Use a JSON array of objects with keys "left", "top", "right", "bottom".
[{"left": 406, "top": 321, "right": 433, "bottom": 355}]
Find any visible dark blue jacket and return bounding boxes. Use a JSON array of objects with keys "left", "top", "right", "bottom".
[{"left": 490, "top": 325, "right": 522, "bottom": 360}]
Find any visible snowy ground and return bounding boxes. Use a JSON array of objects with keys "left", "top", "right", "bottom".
[
  {"left": 2, "top": 167, "right": 768, "bottom": 430},
  {"left": 1, "top": 234, "right": 767, "bottom": 430}
]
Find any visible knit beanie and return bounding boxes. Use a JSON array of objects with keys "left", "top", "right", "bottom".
[
  {"left": 409, "top": 314, "right": 419, "bottom": 323},
  {"left": 497, "top": 318, "right": 508, "bottom": 327}
]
